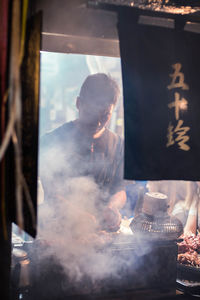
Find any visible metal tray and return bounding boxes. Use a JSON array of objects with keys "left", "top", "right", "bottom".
[
  {"left": 177, "top": 262, "right": 200, "bottom": 281},
  {"left": 176, "top": 278, "right": 200, "bottom": 297}
]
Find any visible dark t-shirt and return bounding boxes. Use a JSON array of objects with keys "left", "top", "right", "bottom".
[{"left": 39, "top": 121, "right": 124, "bottom": 205}]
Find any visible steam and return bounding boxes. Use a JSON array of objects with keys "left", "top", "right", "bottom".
[
  {"left": 37, "top": 175, "right": 128, "bottom": 283},
  {"left": 36, "top": 141, "right": 152, "bottom": 296},
  {"left": 35, "top": 123, "right": 158, "bottom": 295},
  {"left": 34, "top": 147, "right": 191, "bottom": 298}
]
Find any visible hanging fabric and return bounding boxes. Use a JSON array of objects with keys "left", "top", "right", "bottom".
[{"left": 118, "top": 8, "right": 200, "bottom": 180}]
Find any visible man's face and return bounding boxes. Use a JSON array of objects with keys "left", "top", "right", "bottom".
[{"left": 77, "top": 97, "right": 115, "bottom": 135}]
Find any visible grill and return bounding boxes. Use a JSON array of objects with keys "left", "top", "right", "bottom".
[
  {"left": 11, "top": 192, "right": 183, "bottom": 299},
  {"left": 130, "top": 192, "right": 183, "bottom": 240},
  {"left": 27, "top": 235, "right": 178, "bottom": 299},
  {"left": 130, "top": 213, "right": 183, "bottom": 239}
]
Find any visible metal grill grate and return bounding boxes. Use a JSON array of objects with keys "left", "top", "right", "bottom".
[{"left": 130, "top": 213, "right": 183, "bottom": 239}]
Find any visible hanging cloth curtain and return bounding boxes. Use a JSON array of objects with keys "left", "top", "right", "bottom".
[{"left": 118, "top": 8, "right": 200, "bottom": 180}]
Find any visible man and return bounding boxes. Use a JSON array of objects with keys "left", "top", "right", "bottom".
[{"left": 39, "top": 73, "right": 126, "bottom": 231}]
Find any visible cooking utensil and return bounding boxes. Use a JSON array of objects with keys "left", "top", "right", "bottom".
[{"left": 130, "top": 192, "right": 183, "bottom": 240}]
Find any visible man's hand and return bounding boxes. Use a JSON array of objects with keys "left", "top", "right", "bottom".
[
  {"left": 100, "top": 206, "right": 122, "bottom": 232},
  {"left": 99, "top": 190, "right": 126, "bottom": 232}
]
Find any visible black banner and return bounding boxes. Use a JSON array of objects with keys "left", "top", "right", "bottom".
[{"left": 118, "top": 9, "right": 200, "bottom": 180}]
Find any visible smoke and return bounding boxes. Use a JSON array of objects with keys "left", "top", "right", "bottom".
[
  {"left": 35, "top": 120, "right": 155, "bottom": 296},
  {"left": 37, "top": 175, "right": 127, "bottom": 282},
  {"left": 36, "top": 160, "right": 154, "bottom": 297},
  {"left": 33, "top": 146, "right": 187, "bottom": 299}
]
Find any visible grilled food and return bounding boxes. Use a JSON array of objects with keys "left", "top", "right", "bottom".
[{"left": 178, "top": 233, "right": 200, "bottom": 267}]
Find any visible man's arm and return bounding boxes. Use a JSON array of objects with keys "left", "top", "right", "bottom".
[
  {"left": 108, "top": 190, "right": 126, "bottom": 210},
  {"left": 103, "top": 134, "right": 127, "bottom": 231}
]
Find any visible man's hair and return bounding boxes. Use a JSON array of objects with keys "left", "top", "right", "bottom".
[{"left": 79, "top": 73, "right": 120, "bottom": 106}]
